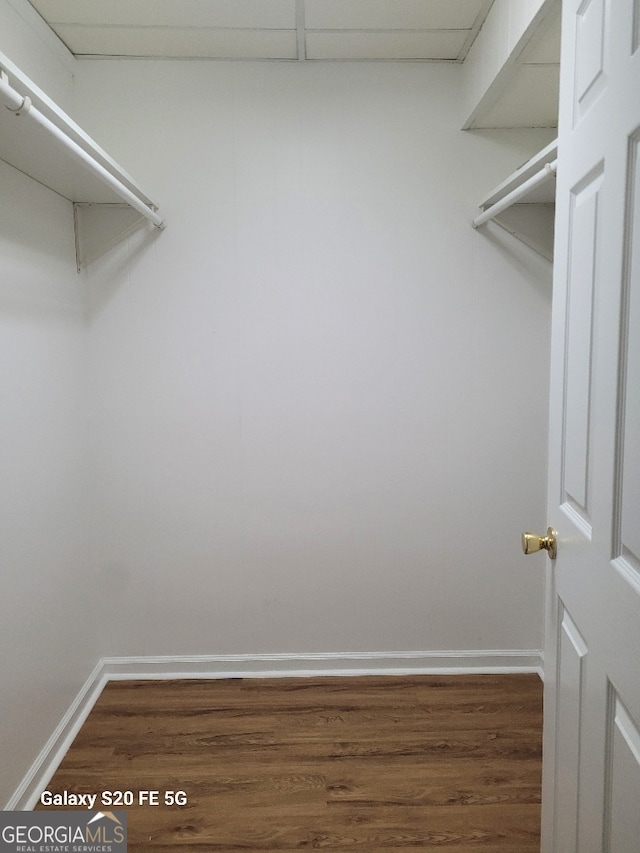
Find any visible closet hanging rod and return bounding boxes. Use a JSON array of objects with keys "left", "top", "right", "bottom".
[
  {"left": 472, "top": 160, "right": 557, "bottom": 230},
  {"left": 0, "top": 68, "right": 165, "bottom": 230}
]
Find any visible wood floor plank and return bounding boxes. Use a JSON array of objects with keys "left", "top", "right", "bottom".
[{"left": 37, "top": 674, "right": 543, "bottom": 851}]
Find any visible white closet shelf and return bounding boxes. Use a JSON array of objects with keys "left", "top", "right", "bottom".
[
  {"left": 0, "top": 51, "right": 165, "bottom": 268},
  {"left": 473, "top": 139, "right": 558, "bottom": 261}
]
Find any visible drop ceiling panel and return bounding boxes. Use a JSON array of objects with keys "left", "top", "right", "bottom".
[
  {"left": 28, "top": 0, "right": 296, "bottom": 29},
  {"left": 304, "top": 0, "right": 488, "bottom": 30},
  {"left": 53, "top": 25, "right": 297, "bottom": 60},
  {"left": 306, "top": 30, "right": 469, "bottom": 61},
  {"left": 26, "top": 0, "right": 495, "bottom": 62}
]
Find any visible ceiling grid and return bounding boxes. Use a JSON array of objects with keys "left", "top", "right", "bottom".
[{"left": 26, "top": 0, "right": 497, "bottom": 62}]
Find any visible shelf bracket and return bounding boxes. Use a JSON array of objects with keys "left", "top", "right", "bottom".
[{"left": 73, "top": 203, "right": 150, "bottom": 272}]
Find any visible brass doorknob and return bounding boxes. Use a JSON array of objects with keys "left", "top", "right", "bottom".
[{"left": 521, "top": 527, "right": 557, "bottom": 560}]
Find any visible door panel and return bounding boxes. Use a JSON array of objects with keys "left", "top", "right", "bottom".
[
  {"left": 604, "top": 691, "right": 640, "bottom": 852},
  {"left": 574, "top": 0, "right": 606, "bottom": 121},
  {"left": 553, "top": 607, "right": 587, "bottom": 851},
  {"left": 616, "top": 130, "right": 640, "bottom": 570},
  {"left": 562, "top": 168, "right": 602, "bottom": 530},
  {"left": 542, "top": 0, "right": 640, "bottom": 850}
]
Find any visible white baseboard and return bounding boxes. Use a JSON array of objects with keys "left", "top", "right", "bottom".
[
  {"left": 10, "top": 648, "right": 543, "bottom": 810},
  {"left": 7, "top": 660, "right": 108, "bottom": 811},
  {"left": 101, "top": 649, "right": 544, "bottom": 680}
]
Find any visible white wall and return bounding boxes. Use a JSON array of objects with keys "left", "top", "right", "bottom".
[
  {"left": 0, "top": 31, "right": 553, "bottom": 805},
  {"left": 0, "top": 167, "right": 97, "bottom": 805},
  {"left": 0, "top": 0, "right": 99, "bottom": 809},
  {"left": 74, "top": 61, "right": 552, "bottom": 660}
]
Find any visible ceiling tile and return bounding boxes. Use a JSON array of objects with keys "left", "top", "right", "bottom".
[
  {"left": 26, "top": 0, "right": 497, "bottom": 62},
  {"left": 306, "top": 30, "right": 468, "bottom": 61},
  {"left": 305, "top": 0, "right": 487, "bottom": 31},
  {"left": 53, "top": 25, "right": 298, "bottom": 59},
  {"left": 29, "top": 0, "right": 296, "bottom": 29}
]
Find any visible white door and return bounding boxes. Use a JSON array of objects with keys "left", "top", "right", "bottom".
[{"left": 538, "top": 0, "right": 640, "bottom": 850}]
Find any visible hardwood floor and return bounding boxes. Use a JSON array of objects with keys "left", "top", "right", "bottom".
[{"left": 37, "top": 674, "right": 543, "bottom": 851}]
